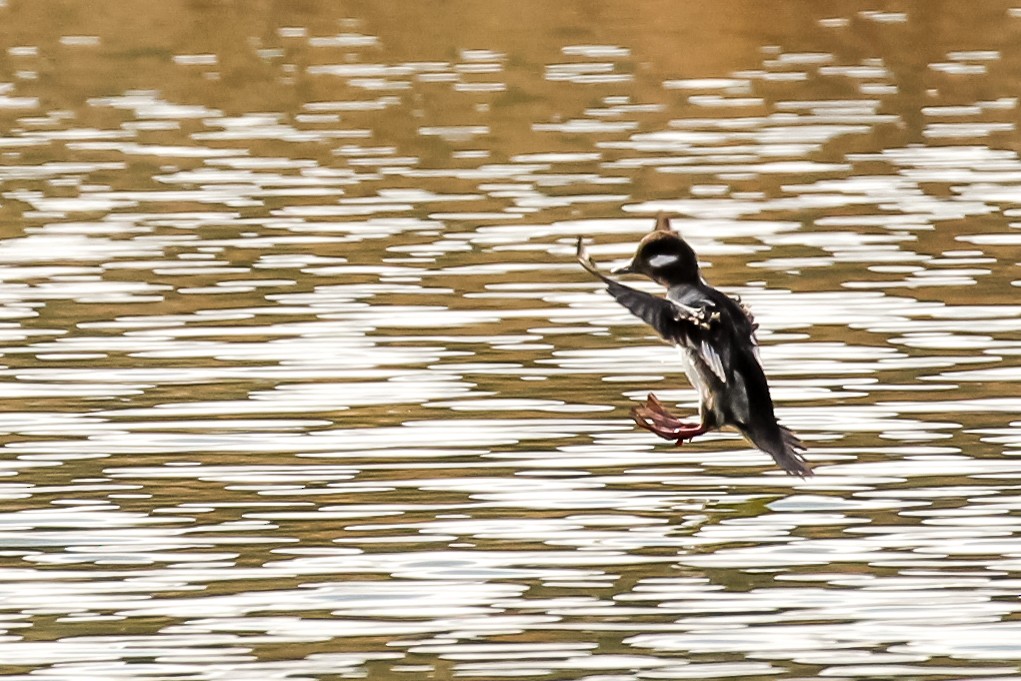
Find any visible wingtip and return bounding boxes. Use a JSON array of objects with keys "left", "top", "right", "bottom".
[
  {"left": 575, "top": 236, "right": 593, "bottom": 271},
  {"left": 576, "top": 236, "right": 613, "bottom": 283},
  {"left": 654, "top": 212, "right": 672, "bottom": 232}
]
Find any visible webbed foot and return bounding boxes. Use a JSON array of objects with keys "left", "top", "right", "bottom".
[{"left": 631, "top": 393, "right": 708, "bottom": 444}]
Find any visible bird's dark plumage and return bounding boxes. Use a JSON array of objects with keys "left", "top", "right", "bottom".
[{"left": 577, "top": 215, "right": 811, "bottom": 476}]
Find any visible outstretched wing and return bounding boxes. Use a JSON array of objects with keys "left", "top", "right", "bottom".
[{"left": 576, "top": 238, "right": 727, "bottom": 382}]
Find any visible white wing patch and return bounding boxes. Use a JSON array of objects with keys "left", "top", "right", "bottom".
[
  {"left": 700, "top": 339, "right": 727, "bottom": 383},
  {"left": 664, "top": 296, "right": 727, "bottom": 383}
]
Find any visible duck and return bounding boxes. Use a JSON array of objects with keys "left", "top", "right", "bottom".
[{"left": 576, "top": 214, "right": 811, "bottom": 477}]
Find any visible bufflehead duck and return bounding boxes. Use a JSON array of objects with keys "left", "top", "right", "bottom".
[{"left": 577, "top": 214, "right": 811, "bottom": 477}]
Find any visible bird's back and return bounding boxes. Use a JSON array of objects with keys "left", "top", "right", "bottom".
[{"left": 670, "top": 284, "right": 811, "bottom": 477}]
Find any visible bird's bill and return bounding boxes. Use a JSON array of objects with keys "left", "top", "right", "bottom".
[{"left": 611, "top": 262, "right": 635, "bottom": 275}]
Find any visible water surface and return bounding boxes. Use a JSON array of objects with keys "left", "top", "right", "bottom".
[{"left": 0, "top": 1, "right": 1020, "bottom": 679}]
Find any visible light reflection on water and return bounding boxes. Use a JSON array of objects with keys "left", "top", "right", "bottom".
[{"left": 1, "top": 1, "right": 1021, "bottom": 679}]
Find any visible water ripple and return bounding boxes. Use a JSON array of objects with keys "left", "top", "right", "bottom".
[{"left": 0, "top": 2, "right": 1020, "bottom": 679}]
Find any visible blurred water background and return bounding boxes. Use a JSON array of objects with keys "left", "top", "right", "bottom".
[{"left": 0, "top": 1, "right": 1020, "bottom": 679}]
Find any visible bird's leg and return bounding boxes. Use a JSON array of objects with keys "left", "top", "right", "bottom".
[{"left": 631, "top": 393, "right": 708, "bottom": 444}]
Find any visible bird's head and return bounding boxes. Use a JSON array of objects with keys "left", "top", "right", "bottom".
[{"left": 612, "top": 214, "right": 701, "bottom": 286}]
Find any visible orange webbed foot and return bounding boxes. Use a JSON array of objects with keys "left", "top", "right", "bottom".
[{"left": 631, "top": 393, "right": 708, "bottom": 444}]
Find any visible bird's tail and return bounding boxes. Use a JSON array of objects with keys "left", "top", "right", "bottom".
[{"left": 746, "top": 423, "right": 812, "bottom": 477}]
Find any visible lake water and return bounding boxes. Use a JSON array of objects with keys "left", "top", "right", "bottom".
[{"left": 1, "top": 1, "right": 1020, "bottom": 678}]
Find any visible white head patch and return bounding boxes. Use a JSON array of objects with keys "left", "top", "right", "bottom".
[{"left": 648, "top": 253, "right": 679, "bottom": 269}]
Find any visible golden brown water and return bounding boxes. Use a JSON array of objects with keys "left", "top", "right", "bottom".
[{"left": 1, "top": 1, "right": 1020, "bottom": 678}]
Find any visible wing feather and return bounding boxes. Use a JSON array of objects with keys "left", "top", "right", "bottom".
[
  {"left": 700, "top": 338, "right": 727, "bottom": 382},
  {"left": 577, "top": 238, "right": 726, "bottom": 382}
]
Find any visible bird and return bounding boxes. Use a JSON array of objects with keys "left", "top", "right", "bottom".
[{"left": 576, "top": 214, "right": 811, "bottom": 477}]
